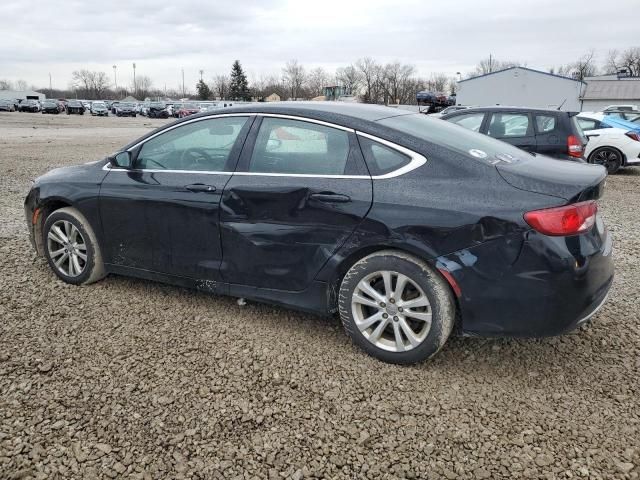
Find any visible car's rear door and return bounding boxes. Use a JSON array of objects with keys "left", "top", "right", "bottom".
[
  {"left": 485, "top": 111, "right": 536, "bottom": 152},
  {"left": 99, "top": 115, "right": 253, "bottom": 282},
  {"left": 219, "top": 115, "right": 373, "bottom": 291}
]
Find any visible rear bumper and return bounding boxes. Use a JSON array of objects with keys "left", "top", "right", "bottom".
[{"left": 438, "top": 218, "right": 614, "bottom": 337}]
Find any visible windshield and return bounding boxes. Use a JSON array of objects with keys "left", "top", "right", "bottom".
[
  {"left": 378, "top": 113, "right": 533, "bottom": 163},
  {"left": 121, "top": 103, "right": 134, "bottom": 107},
  {"left": 68, "top": 101, "right": 81, "bottom": 106},
  {"left": 93, "top": 102, "right": 105, "bottom": 107},
  {"left": 43, "top": 101, "right": 56, "bottom": 105},
  {"left": 183, "top": 103, "right": 197, "bottom": 109}
]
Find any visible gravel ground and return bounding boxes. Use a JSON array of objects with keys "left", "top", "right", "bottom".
[{"left": 0, "top": 112, "right": 638, "bottom": 480}]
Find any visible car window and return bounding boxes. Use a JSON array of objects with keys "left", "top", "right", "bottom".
[
  {"left": 535, "top": 115, "right": 556, "bottom": 133},
  {"left": 358, "top": 137, "right": 411, "bottom": 176},
  {"left": 249, "top": 117, "right": 350, "bottom": 175},
  {"left": 577, "top": 118, "right": 603, "bottom": 131},
  {"left": 488, "top": 113, "right": 530, "bottom": 138},
  {"left": 448, "top": 113, "right": 484, "bottom": 132},
  {"left": 136, "top": 116, "right": 249, "bottom": 171}
]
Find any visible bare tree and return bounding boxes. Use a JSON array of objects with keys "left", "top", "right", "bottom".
[
  {"left": 471, "top": 56, "right": 521, "bottom": 76},
  {"left": 132, "top": 75, "right": 153, "bottom": 99},
  {"left": 307, "top": 67, "right": 329, "bottom": 98},
  {"left": 15, "top": 79, "right": 28, "bottom": 91},
  {"left": 335, "top": 64, "right": 362, "bottom": 96},
  {"left": 428, "top": 72, "right": 449, "bottom": 92},
  {"left": 381, "top": 62, "right": 415, "bottom": 105},
  {"left": 605, "top": 47, "right": 640, "bottom": 76},
  {"left": 356, "top": 57, "right": 383, "bottom": 103},
  {"left": 0, "top": 79, "right": 13, "bottom": 90},
  {"left": 282, "top": 59, "right": 306, "bottom": 100},
  {"left": 213, "top": 74, "right": 229, "bottom": 100}
]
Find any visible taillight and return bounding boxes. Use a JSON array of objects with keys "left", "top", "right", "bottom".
[
  {"left": 567, "top": 135, "right": 584, "bottom": 158},
  {"left": 625, "top": 132, "right": 640, "bottom": 142},
  {"left": 524, "top": 201, "right": 597, "bottom": 236}
]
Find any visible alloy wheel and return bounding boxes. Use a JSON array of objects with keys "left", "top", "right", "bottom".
[
  {"left": 593, "top": 148, "right": 621, "bottom": 173},
  {"left": 351, "top": 270, "right": 432, "bottom": 352},
  {"left": 47, "top": 220, "right": 87, "bottom": 277}
]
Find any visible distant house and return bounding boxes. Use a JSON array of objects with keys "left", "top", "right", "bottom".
[
  {"left": 0, "top": 90, "right": 46, "bottom": 101},
  {"left": 581, "top": 75, "right": 640, "bottom": 111},
  {"left": 264, "top": 93, "right": 280, "bottom": 102},
  {"left": 456, "top": 67, "right": 584, "bottom": 111}
]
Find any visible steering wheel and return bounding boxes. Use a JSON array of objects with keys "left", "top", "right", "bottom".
[{"left": 179, "top": 148, "right": 210, "bottom": 169}]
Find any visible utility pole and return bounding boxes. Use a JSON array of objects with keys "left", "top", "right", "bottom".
[
  {"left": 489, "top": 54, "right": 493, "bottom": 73},
  {"left": 132, "top": 63, "right": 137, "bottom": 97},
  {"left": 113, "top": 65, "right": 117, "bottom": 97},
  {"left": 199, "top": 69, "right": 204, "bottom": 81},
  {"left": 182, "top": 68, "right": 185, "bottom": 98},
  {"left": 49, "top": 73, "right": 52, "bottom": 98}
]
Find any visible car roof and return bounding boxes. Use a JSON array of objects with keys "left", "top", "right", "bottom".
[
  {"left": 442, "top": 106, "right": 574, "bottom": 116},
  {"left": 188, "top": 102, "right": 414, "bottom": 124}
]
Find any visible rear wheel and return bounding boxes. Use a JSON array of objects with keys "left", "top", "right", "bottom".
[
  {"left": 338, "top": 250, "right": 455, "bottom": 364},
  {"left": 43, "top": 207, "right": 106, "bottom": 285},
  {"left": 589, "top": 147, "right": 622, "bottom": 174}
]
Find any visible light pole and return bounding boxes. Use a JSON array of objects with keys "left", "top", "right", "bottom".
[
  {"left": 49, "top": 73, "right": 52, "bottom": 99},
  {"left": 132, "top": 63, "right": 137, "bottom": 97},
  {"left": 182, "top": 68, "right": 185, "bottom": 98},
  {"left": 113, "top": 65, "right": 117, "bottom": 97},
  {"left": 199, "top": 69, "right": 204, "bottom": 81}
]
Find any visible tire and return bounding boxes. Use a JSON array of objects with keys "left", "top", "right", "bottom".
[
  {"left": 589, "top": 147, "right": 623, "bottom": 174},
  {"left": 42, "top": 207, "right": 106, "bottom": 285},
  {"left": 338, "top": 250, "right": 455, "bottom": 364}
]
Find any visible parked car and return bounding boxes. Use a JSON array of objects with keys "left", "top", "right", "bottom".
[
  {"left": 19, "top": 100, "right": 41, "bottom": 112},
  {"left": 577, "top": 114, "right": 640, "bottom": 173},
  {"left": 441, "top": 106, "right": 587, "bottom": 161},
  {"left": 601, "top": 110, "right": 640, "bottom": 123},
  {"left": 147, "top": 102, "right": 169, "bottom": 118},
  {"left": 66, "top": 100, "right": 85, "bottom": 115},
  {"left": 110, "top": 102, "right": 120, "bottom": 114},
  {"left": 91, "top": 101, "right": 109, "bottom": 116},
  {"left": 41, "top": 99, "right": 63, "bottom": 114},
  {"left": 82, "top": 101, "right": 92, "bottom": 111},
  {"left": 429, "top": 105, "right": 470, "bottom": 118},
  {"left": 603, "top": 105, "right": 638, "bottom": 113},
  {"left": 176, "top": 102, "right": 199, "bottom": 118},
  {"left": 115, "top": 102, "right": 136, "bottom": 117},
  {"left": 580, "top": 112, "right": 640, "bottom": 134},
  {"left": 0, "top": 99, "right": 16, "bottom": 112},
  {"left": 24, "top": 103, "right": 612, "bottom": 364}
]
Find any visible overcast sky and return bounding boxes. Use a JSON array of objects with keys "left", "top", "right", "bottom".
[{"left": 0, "top": 0, "right": 636, "bottom": 91}]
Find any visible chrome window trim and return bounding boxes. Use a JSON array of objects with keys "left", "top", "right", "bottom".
[{"left": 103, "top": 112, "right": 427, "bottom": 179}]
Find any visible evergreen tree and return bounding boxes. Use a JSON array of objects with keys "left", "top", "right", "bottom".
[
  {"left": 229, "top": 60, "right": 250, "bottom": 101},
  {"left": 196, "top": 79, "right": 212, "bottom": 100}
]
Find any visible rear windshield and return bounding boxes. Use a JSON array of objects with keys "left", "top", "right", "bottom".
[{"left": 378, "top": 113, "right": 532, "bottom": 163}]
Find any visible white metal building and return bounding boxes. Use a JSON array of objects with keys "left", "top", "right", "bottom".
[
  {"left": 456, "top": 67, "right": 584, "bottom": 111},
  {"left": 580, "top": 75, "right": 640, "bottom": 111},
  {"left": 0, "top": 90, "right": 46, "bottom": 101}
]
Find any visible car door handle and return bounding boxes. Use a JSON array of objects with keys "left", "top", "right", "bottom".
[
  {"left": 185, "top": 184, "right": 216, "bottom": 193},
  {"left": 310, "top": 193, "right": 351, "bottom": 203},
  {"left": 586, "top": 134, "right": 600, "bottom": 138}
]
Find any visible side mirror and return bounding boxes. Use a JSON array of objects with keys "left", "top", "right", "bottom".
[{"left": 111, "top": 151, "right": 132, "bottom": 168}]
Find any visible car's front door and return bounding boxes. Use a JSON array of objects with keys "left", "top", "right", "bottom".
[
  {"left": 99, "top": 115, "right": 253, "bottom": 281},
  {"left": 220, "top": 115, "right": 373, "bottom": 291},
  {"left": 485, "top": 111, "right": 536, "bottom": 152}
]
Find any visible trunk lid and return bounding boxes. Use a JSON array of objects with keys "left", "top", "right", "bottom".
[{"left": 496, "top": 155, "right": 607, "bottom": 202}]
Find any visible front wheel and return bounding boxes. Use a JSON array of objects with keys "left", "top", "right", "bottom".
[
  {"left": 43, "top": 207, "right": 106, "bottom": 285},
  {"left": 338, "top": 250, "right": 455, "bottom": 364},
  {"left": 589, "top": 147, "right": 622, "bottom": 174}
]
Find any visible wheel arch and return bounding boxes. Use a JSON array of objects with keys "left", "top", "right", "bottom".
[
  {"left": 33, "top": 198, "right": 74, "bottom": 256},
  {"left": 324, "top": 244, "right": 461, "bottom": 320},
  {"left": 588, "top": 145, "right": 627, "bottom": 166}
]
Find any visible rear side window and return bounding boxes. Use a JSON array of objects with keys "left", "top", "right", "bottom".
[
  {"left": 448, "top": 113, "right": 484, "bottom": 132},
  {"left": 535, "top": 115, "right": 556, "bottom": 133},
  {"left": 488, "top": 113, "right": 530, "bottom": 138},
  {"left": 358, "top": 137, "right": 410, "bottom": 176},
  {"left": 249, "top": 118, "right": 350, "bottom": 175}
]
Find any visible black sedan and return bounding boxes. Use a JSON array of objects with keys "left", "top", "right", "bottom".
[
  {"left": 41, "top": 99, "right": 63, "bottom": 114},
  {"left": 19, "top": 100, "right": 40, "bottom": 112},
  {"left": 66, "top": 100, "right": 85, "bottom": 115},
  {"left": 24, "top": 103, "right": 613, "bottom": 363}
]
